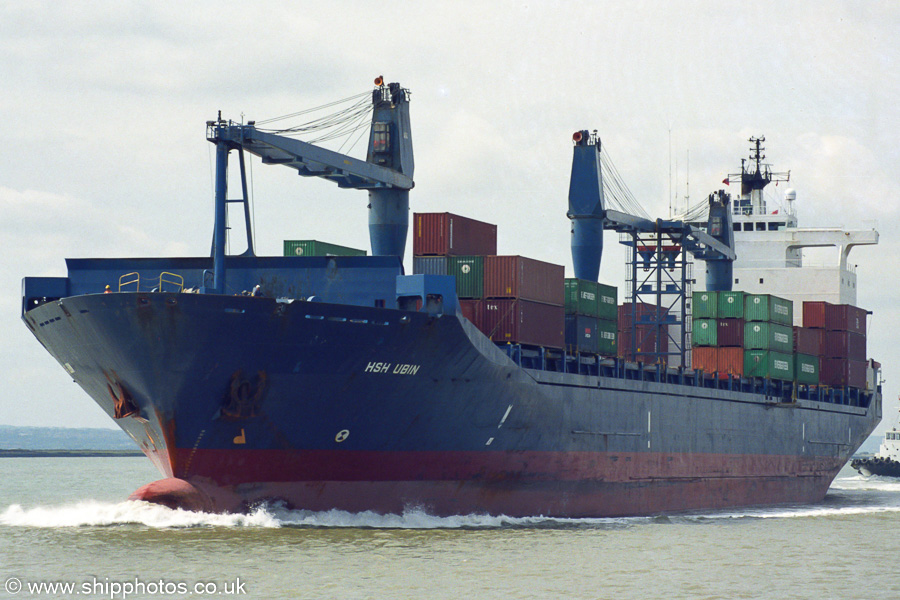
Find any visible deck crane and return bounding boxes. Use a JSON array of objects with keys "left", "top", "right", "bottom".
[
  {"left": 205, "top": 77, "right": 414, "bottom": 293},
  {"left": 567, "top": 130, "right": 737, "bottom": 365}
]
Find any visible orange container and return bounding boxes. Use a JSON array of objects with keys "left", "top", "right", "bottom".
[
  {"left": 692, "top": 347, "right": 717, "bottom": 373},
  {"left": 717, "top": 347, "right": 744, "bottom": 377}
]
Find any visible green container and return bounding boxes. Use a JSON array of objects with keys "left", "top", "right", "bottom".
[
  {"left": 692, "top": 291, "right": 717, "bottom": 319},
  {"left": 597, "top": 283, "right": 618, "bottom": 321},
  {"left": 795, "top": 353, "right": 820, "bottom": 385},
  {"left": 448, "top": 256, "right": 484, "bottom": 299},
  {"left": 743, "top": 294, "right": 793, "bottom": 325},
  {"left": 564, "top": 278, "right": 600, "bottom": 317},
  {"left": 597, "top": 318, "right": 617, "bottom": 356},
  {"left": 744, "top": 350, "right": 794, "bottom": 381},
  {"left": 717, "top": 291, "right": 745, "bottom": 318},
  {"left": 743, "top": 322, "right": 793, "bottom": 353},
  {"left": 284, "top": 240, "right": 367, "bottom": 257},
  {"left": 692, "top": 318, "right": 718, "bottom": 346}
]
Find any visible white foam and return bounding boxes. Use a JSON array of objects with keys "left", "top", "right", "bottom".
[
  {"left": 0, "top": 500, "right": 646, "bottom": 530},
  {"left": 698, "top": 502, "right": 900, "bottom": 522},
  {"left": 264, "top": 505, "right": 645, "bottom": 529},
  {"left": 4, "top": 474, "right": 900, "bottom": 529},
  {"left": 0, "top": 501, "right": 281, "bottom": 529},
  {"left": 830, "top": 473, "right": 900, "bottom": 493}
]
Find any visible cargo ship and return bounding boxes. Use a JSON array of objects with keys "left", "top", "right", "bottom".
[{"left": 21, "top": 80, "right": 882, "bottom": 516}]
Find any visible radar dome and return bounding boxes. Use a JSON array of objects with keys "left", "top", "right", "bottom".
[{"left": 785, "top": 188, "right": 796, "bottom": 201}]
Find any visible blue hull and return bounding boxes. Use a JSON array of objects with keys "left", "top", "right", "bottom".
[{"left": 22, "top": 284, "right": 881, "bottom": 516}]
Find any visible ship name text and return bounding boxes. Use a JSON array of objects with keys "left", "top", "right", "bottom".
[{"left": 364, "top": 362, "right": 421, "bottom": 375}]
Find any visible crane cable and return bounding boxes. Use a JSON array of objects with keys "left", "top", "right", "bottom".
[
  {"left": 253, "top": 91, "right": 374, "bottom": 146},
  {"left": 598, "top": 148, "right": 651, "bottom": 219},
  {"left": 254, "top": 91, "right": 370, "bottom": 125}
]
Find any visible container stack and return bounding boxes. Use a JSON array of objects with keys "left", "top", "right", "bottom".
[
  {"left": 793, "top": 325, "right": 821, "bottom": 385},
  {"left": 412, "top": 213, "right": 497, "bottom": 302},
  {"left": 803, "top": 301, "right": 868, "bottom": 388},
  {"left": 283, "top": 240, "right": 367, "bottom": 257},
  {"left": 689, "top": 291, "right": 796, "bottom": 380},
  {"left": 742, "top": 294, "right": 794, "bottom": 381},
  {"left": 618, "top": 302, "right": 668, "bottom": 362},
  {"left": 690, "top": 291, "right": 746, "bottom": 377},
  {"left": 563, "top": 279, "right": 618, "bottom": 356},
  {"left": 412, "top": 212, "right": 566, "bottom": 349},
  {"left": 482, "top": 256, "right": 565, "bottom": 348}
]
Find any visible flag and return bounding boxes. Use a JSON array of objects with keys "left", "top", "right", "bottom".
[
  {"left": 722, "top": 178, "right": 729, "bottom": 185},
  {"left": 772, "top": 210, "right": 779, "bottom": 214}
]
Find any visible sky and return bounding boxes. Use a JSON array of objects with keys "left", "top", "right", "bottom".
[{"left": 1, "top": 1, "right": 898, "bottom": 434}]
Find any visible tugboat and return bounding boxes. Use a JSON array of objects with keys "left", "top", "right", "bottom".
[{"left": 852, "top": 404, "right": 900, "bottom": 477}]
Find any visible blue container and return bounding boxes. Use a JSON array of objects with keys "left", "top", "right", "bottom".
[
  {"left": 412, "top": 256, "right": 449, "bottom": 275},
  {"left": 565, "top": 314, "right": 600, "bottom": 354}
]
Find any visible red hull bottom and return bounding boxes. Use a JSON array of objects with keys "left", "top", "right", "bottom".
[{"left": 130, "top": 473, "right": 837, "bottom": 518}]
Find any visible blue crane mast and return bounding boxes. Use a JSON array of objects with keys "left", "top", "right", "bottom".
[
  {"left": 567, "top": 130, "right": 736, "bottom": 366},
  {"left": 204, "top": 77, "right": 414, "bottom": 294}
]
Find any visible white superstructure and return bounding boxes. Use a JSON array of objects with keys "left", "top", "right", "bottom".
[
  {"left": 877, "top": 428, "right": 900, "bottom": 462},
  {"left": 702, "top": 137, "right": 878, "bottom": 324}
]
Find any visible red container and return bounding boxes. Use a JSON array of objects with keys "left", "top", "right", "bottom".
[
  {"left": 793, "top": 326, "right": 822, "bottom": 356},
  {"left": 716, "top": 318, "right": 744, "bottom": 347},
  {"left": 413, "top": 212, "right": 498, "bottom": 256},
  {"left": 458, "top": 299, "right": 482, "bottom": 329},
  {"left": 692, "top": 347, "right": 717, "bottom": 373},
  {"left": 804, "top": 301, "right": 868, "bottom": 333},
  {"left": 618, "top": 334, "right": 651, "bottom": 361},
  {"left": 822, "top": 330, "right": 866, "bottom": 361},
  {"left": 825, "top": 304, "right": 867, "bottom": 334},
  {"left": 717, "top": 347, "right": 744, "bottom": 376},
  {"left": 480, "top": 299, "right": 564, "bottom": 348},
  {"left": 617, "top": 331, "right": 629, "bottom": 359},
  {"left": 618, "top": 302, "right": 665, "bottom": 329},
  {"left": 820, "top": 357, "right": 867, "bottom": 389},
  {"left": 484, "top": 256, "right": 565, "bottom": 305},
  {"left": 618, "top": 324, "right": 668, "bottom": 359},
  {"left": 802, "top": 301, "right": 829, "bottom": 329}
]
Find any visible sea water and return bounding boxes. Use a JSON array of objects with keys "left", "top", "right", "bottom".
[{"left": 1, "top": 457, "right": 898, "bottom": 600}]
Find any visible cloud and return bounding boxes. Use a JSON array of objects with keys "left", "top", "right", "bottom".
[
  {"left": 788, "top": 133, "right": 896, "bottom": 225},
  {"left": 2, "top": 1, "right": 899, "bottom": 431}
]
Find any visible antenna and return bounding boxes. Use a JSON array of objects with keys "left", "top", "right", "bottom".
[
  {"left": 685, "top": 149, "right": 690, "bottom": 212},
  {"left": 668, "top": 128, "right": 672, "bottom": 218},
  {"left": 674, "top": 151, "right": 679, "bottom": 216}
]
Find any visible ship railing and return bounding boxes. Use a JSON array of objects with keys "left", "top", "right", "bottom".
[
  {"left": 118, "top": 272, "right": 140, "bottom": 291},
  {"left": 117, "top": 272, "right": 185, "bottom": 293},
  {"left": 501, "top": 342, "right": 874, "bottom": 409}
]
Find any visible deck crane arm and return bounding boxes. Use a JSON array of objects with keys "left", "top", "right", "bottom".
[
  {"left": 211, "top": 126, "right": 413, "bottom": 190},
  {"left": 567, "top": 130, "right": 736, "bottom": 291},
  {"left": 205, "top": 79, "right": 414, "bottom": 293}
]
